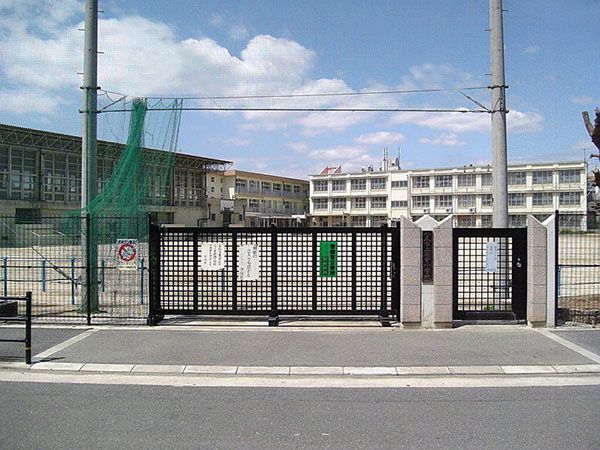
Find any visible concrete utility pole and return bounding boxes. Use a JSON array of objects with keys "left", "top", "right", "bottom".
[
  {"left": 81, "top": 0, "right": 99, "bottom": 314},
  {"left": 490, "top": 0, "right": 509, "bottom": 227}
]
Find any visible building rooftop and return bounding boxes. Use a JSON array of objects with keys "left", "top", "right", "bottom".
[
  {"left": 309, "top": 160, "right": 587, "bottom": 177},
  {"left": 0, "top": 123, "right": 232, "bottom": 170},
  {"left": 222, "top": 169, "right": 308, "bottom": 184}
]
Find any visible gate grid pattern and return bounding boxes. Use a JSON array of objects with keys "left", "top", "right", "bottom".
[
  {"left": 149, "top": 224, "right": 400, "bottom": 325},
  {"left": 453, "top": 228, "right": 527, "bottom": 320}
]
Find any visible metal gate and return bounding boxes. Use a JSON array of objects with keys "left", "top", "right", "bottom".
[
  {"left": 453, "top": 228, "right": 527, "bottom": 320},
  {"left": 149, "top": 223, "right": 400, "bottom": 325}
]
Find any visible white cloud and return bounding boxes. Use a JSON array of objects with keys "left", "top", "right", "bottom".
[
  {"left": 419, "top": 133, "right": 466, "bottom": 146},
  {"left": 390, "top": 109, "right": 543, "bottom": 134},
  {"left": 303, "top": 145, "right": 382, "bottom": 174},
  {"left": 355, "top": 131, "right": 405, "bottom": 145},
  {"left": 223, "top": 137, "right": 250, "bottom": 146},
  {"left": 570, "top": 95, "right": 595, "bottom": 105},
  {"left": 287, "top": 141, "right": 309, "bottom": 153},
  {"left": 228, "top": 24, "right": 249, "bottom": 41},
  {"left": 397, "top": 63, "right": 482, "bottom": 91},
  {"left": 209, "top": 12, "right": 249, "bottom": 41},
  {"left": 524, "top": 45, "right": 540, "bottom": 54}
]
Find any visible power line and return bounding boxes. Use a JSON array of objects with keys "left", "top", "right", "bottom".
[
  {"left": 98, "top": 106, "right": 490, "bottom": 114},
  {"left": 98, "top": 86, "right": 488, "bottom": 101}
]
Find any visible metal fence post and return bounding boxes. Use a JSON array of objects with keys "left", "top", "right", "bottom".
[
  {"left": 2, "top": 256, "right": 7, "bottom": 298},
  {"left": 101, "top": 259, "right": 105, "bottom": 292},
  {"left": 139, "top": 257, "right": 145, "bottom": 305},
  {"left": 379, "top": 224, "right": 391, "bottom": 326},
  {"left": 25, "top": 291, "right": 32, "bottom": 365},
  {"left": 41, "top": 258, "right": 46, "bottom": 292},
  {"left": 147, "top": 213, "right": 162, "bottom": 325},
  {"left": 85, "top": 214, "right": 92, "bottom": 326},
  {"left": 70, "top": 256, "right": 76, "bottom": 305},
  {"left": 269, "top": 223, "right": 278, "bottom": 326},
  {"left": 554, "top": 209, "right": 559, "bottom": 326}
]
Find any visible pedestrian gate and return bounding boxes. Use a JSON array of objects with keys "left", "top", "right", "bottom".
[
  {"left": 149, "top": 223, "right": 400, "bottom": 325},
  {"left": 453, "top": 228, "right": 527, "bottom": 320}
]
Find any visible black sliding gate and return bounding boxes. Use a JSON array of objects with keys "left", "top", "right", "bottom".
[
  {"left": 149, "top": 223, "right": 400, "bottom": 325},
  {"left": 453, "top": 228, "right": 527, "bottom": 321}
]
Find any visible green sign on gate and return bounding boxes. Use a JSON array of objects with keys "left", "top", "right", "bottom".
[{"left": 319, "top": 241, "right": 338, "bottom": 277}]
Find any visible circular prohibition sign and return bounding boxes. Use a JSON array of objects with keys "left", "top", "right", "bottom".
[{"left": 117, "top": 243, "right": 137, "bottom": 262}]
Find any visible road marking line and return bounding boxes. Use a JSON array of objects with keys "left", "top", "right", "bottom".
[
  {"left": 536, "top": 329, "right": 600, "bottom": 364},
  {"left": 33, "top": 328, "right": 99, "bottom": 361},
  {"left": 1, "top": 371, "right": 600, "bottom": 389}
]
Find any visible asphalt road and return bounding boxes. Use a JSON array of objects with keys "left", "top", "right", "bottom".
[{"left": 1, "top": 382, "right": 599, "bottom": 450}]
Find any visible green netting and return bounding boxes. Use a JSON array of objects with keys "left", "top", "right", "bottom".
[
  {"left": 68, "top": 97, "right": 182, "bottom": 223},
  {"left": 63, "top": 96, "right": 182, "bottom": 314}
]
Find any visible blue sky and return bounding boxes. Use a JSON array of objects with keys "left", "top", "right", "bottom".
[{"left": 0, "top": 0, "right": 598, "bottom": 179}]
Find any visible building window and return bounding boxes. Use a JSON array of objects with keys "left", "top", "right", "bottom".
[
  {"left": 457, "top": 216, "right": 476, "bottom": 227},
  {"left": 371, "top": 178, "right": 386, "bottom": 190},
  {"left": 532, "top": 192, "right": 553, "bottom": 206},
  {"left": 413, "top": 195, "right": 430, "bottom": 208},
  {"left": 371, "top": 196, "right": 387, "bottom": 209},
  {"left": 559, "top": 170, "right": 580, "bottom": 184},
  {"left": 371, "top": 216, "right": 388, "bottom": 227},
  {"left": 509, "top": 215, "right": 527, "bottom": 228},
  {"left": 508, "top": 172, "right": 526, "bottom": 185},
  {"left": 332, "top": 180, "right": 346, "bottom": 192},
  {"left": 412, "top": 176, "right": 429, "bottom": 189},
  {"left": 481, "top": 215, "right": 493, "bottom": 228},
  {"left": 351, "top": 178, "right": 366, "bottom": 191},
  {"left": 434, "top": 175, "right": 453, "bottom": 188},
  {"left": 508, "top": 193, "right": 524, "bottom": 206},
  {"left": 481, "top": 194, "right": 493, "bottom": 207},
  {"left": 261, "top": 181, "right": 271, "bottom": 193},
  {"left": 481, "top": 173, "right": 492, "bottom": 186},
  {"left": 313, "top": 198, "right": 328, "bottom": 210},
  {"left": 457, "top": 174, "right": 475, "bottom": 187},
  {"left": 248, "top": 199, "right": 259, "bottom": 211},
  {"left": 283, "top": 184, "right": 292, "bottom": 195},
  {"left": 391, "top": 180, "right": 407, "bottom": 188},
  {"left": 559, "top": 215, "right": 582, "bottom": 230},
  {"left": 332, "top": 197, "right": 346, "bottom": 210},
  {"left": 235, "top": 179, "right": 247, "bottom": 190},
  {"left": 532, "top": 170, "right": 553, "bottom": 185},
  {"left": 391, "top": 200, "right": 408, "bottom": 208},
  {"left": 313, "top": 180, "right": 328, "bottom": 192},
  {"left": 352, "top": 216, "right": 367, "bottom": 227},
  {"left": 435, "top": 195, "right": 453, "bottom": 208},
  {"left": 352, "top": 197, "right": 366, "bottom": 209},
  {"left": 210, "top": 176, "right": 214, "bottom": 182},
  {"left": 458, "top": 195, "right": 476, "bottom": 208},
  {"left": 534, "top": 214, "right": 550, "bottom": 222},
  {"left": 272, "top": 183, "right": 282, "bottom": 194},
  {"left": 559, "top": 192, "right": 580, "bottom": 206}
]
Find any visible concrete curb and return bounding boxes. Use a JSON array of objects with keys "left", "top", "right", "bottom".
[{"left": 2, "top": 362, "right": 600, "bottom": 376}]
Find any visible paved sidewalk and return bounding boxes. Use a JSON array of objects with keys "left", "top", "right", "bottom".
[{"left": 1, "top": 324, "right": 599, "bottom": 378}]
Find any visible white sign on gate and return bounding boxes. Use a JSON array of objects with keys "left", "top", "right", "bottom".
[
  {"left": 238, "top": 244, "right": 260, "bottom": 281},
  {"left": 486, "top": 241, "right": 498, "bottom": 273},
  {"left": 200, "top": 242, "right": 226, "bottom": 271}
]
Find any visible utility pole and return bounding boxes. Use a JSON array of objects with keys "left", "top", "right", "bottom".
[
  {"left": 81, "top": 0, "right": 98, "bottom": 314},
  {"left": 490, "top": 0, "right": 509, "bottom": 227}
]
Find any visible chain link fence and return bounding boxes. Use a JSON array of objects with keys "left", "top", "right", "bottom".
[{"left": 0, "top": 215, "right": 152, "bottom": 324}]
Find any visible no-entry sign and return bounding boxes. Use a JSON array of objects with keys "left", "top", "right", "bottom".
[{"left": 116, "top": 239, "right": 138, "bottom": 270}]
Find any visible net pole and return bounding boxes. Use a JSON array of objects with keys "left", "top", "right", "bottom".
[{"left": 81, "top": 0, "right": 99, "bottom": 313}]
